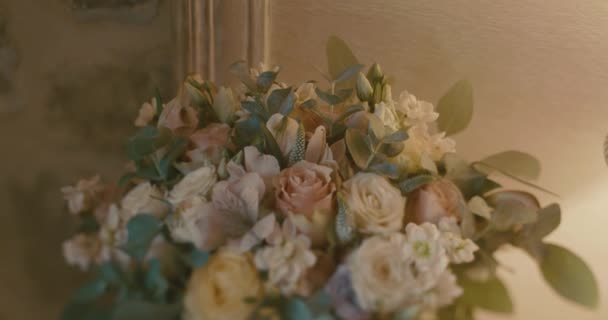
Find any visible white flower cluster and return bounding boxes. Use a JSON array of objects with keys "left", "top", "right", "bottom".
[
  {"left": 373, "top": 90, "right": 456, "bottom": 172},
  {"left": 348, "top": 219, "right": 478, "bottom": 314}
]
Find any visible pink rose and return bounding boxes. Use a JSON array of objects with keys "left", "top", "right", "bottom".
[
  {"left": 187, "top": 123, "right": 232, "bottom": 164},
  {"left": 274, "top": 161, "right": 336, "bottom": 246},
  {"left": 406, "top": 179, "right": 466, "bottom": 224},
  {"left": 158, "top": 98, "right": 199, "bottom": 136}
]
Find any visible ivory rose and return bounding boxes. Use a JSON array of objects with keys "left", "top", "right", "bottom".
[
  {"left": 275, "top": 160, "right": 336, "bottom": 245},
  {"left": 158, "top": 98, "right": 199, "bottom": 136},
  {"left": 184, "top": 251, "right": 263, "bottom": 320},
  {"left": 342, "top": 173, "right": 406, "bottom": 234},
  {"left": 406, "top": 178, "right": 466, "bottom": 224},
  {"left": 348, "top": 233, "right": 415, "bottom": 313}
]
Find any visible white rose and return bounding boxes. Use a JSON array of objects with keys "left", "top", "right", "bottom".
[
  {"left": 168, "top": 166, "right": 217, "bottom": 205},
  {"left": 121, "top": 182, "right": 167, "bottom": 220},
  {"left": 348, "top": 233, "right": 414, "bottom": 313},
  {"left": 373, "top": 101, "right": 400, "bottom": 132},
  {"left": 342, "top": 173, "right": 406, "bottom": 234}
]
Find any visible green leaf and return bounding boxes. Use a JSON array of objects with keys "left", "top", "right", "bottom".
[
  {"left": 126, "top": 127, "right": 172, "bottom": 161},
  {"left": 261, "top": 123, "right": 287, "bottom": 168},
  {"left": 479, "top": 150, "right": 541, "bottom": 181},
  {"left": 61, "top": 302, "right": 113, "bottom": 320},
  {"left": 399, "top": 175, "right": 435, "bottom": 193},
  {"left": 528, "top": 204, "right": 561, "bottom": 240},
  {"left": 122, "top": 214, "right": 163, "bottom": 261},
  {"left": 436, "top": 80, "right": 474, "bottom": 136},
  {"left": 539, "top": 243, "right": 599, "bottom": 308},
  {"left": 284, "top": 298, "right": 313, "bottom": 320},
  {"left": 118, "top": 172, "right": 137, "bottom": 188},
  {"left": 326, "top": 35, "right": 359, "bottom": 89},
  {"left": 154, "top": 89, "right": 163, "bottom": 115},
  {"left": 257, "top": 70, "right": 278, "bottom": 93},
  {"left": 241, "top": 100, "right": 267, "bottom": 120},
  {"left": 392, "top": 306, "right": 420, "bottom": 320},
  {"left": 491, "top": 199, "right": 538, "bottom": 231},
  {"left": 158, "top": 137, "right": 188, "bottom": 180},
  {"left": 382, "top": 129, "right": 409, "bottom": 143},
  {"left": 183, "top": 248, "right": 209, "bottom": 268},
  {"left": 267, "top": 87, "right": 294, "bottom": 115},
  {"left": 145, "top": 259, "right": 168, "bottom": 301},
  {"left": 112, "top": 301, "right": 181, "bottom": 320},
  {"left": 369, "top": 162, "right": 400, "bottom": 179},
  {"left": 459, "top": 274, "right": 514, "bottom": 313},
  {"left": 72, "top": 278, "right": 107, "bottom": 303},
  {"left": 300, "top": 99, "right": 317, "bottom": 109},
  {"left": 234, "top": 115, "right": 262, "bottom": 147},
  {"left": 314, "top": 87, "right": 343, "bottom": 105},
  {"left": 333, "top": 64, "right": 364, "bottom": 84},
  {"left": 345, "top": 128, "right": 373, "bottom": 169},
  {"left": 99, "top": 262, "right": 122, "bottom": 284},
  {"left": 335, "top": 105, "right": 364, "bottom": 124}
]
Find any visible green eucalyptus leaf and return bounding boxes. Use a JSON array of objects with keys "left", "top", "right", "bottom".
[
  {"left": 379, "top": 142, "right": 404, "bottom": 158},
  {"left": 491, "top": 199, "right": 537, "bottom": 231},
  {"left": 267, "top": 87, "right": 294, "bottom": 115},
  {"left": 398, "top": 175, "right": 435, "bottom": 193},
  {"left": 145, "top": 259, "right": 168, "bottom": 301},
  {"left": 335, "top": 105, "right": 365, "bottom": 124},
  {"left": 154, "top": 89, "right": 163, "bottom": 115},
  {"left": 314, "top": 87, "right": 343, "bottom": 105},
  {"left": 257, "top": 70, "right": 278, "bottom": 93},
  {"left": 333, "top": 64, "right": 364, "bottom": 84},
  {"left": 528, "top": 204, "right": 561, "bottom": 240},
  {"left": 382, "top": 129, "right": 409, "bottom": 143},
  {"left": 479, "top": 150, "right": 541, "bottom": 181},
  {"left": 183, "top": 248, "right": 209, "bottom": 268},
  {"left": 126, "top": 126, "right": 172, "bottom": 161},
  {"left": 369, "top": 162, "right": 400, "bottom": 179},
  {"left": 241, "top": 100, "right": 267, "bottom": 120},
  {"left": 326, "top": 35, "right": 359, "bottom": 89},
  {"left": 99, "top": 262, "right": 122, "bottom": 284},
  {"left": 285, "top": 298, "right": 313, "bottom": 320},
  {"left": 539, "top": 243, "right": 599, "bottom": 309},
  {"left": 392, "top": 306, "right": 420, "bottom": 320},
  {"left": 234, "top": 115, "right": 262, "bottom": 147},
  {"left": 112, "top": 301, "right": 181, "bottom": 320},
  {"left": 158, "top": 137, "right": 188, "bottom": 180},
  {"left": 61, "top": 302, "right": 113, "bottom": 320},
  {"left": 123, "top": 214, "right": 163, "bottom": 261},
  {"left": 72, "top": 278, "right": 107, "bottom": 303},
  {"left": 436, "top": 80, "right": 474, "bottom": 136},
  {"left": 459, "top": 275, "right": 514, "bottom": 313},
  {"left": 345, "top": 128, "right": 373, "bottom": 169},
  {"left": 300, "top": 99, "right": 317, "bottom": 109}
]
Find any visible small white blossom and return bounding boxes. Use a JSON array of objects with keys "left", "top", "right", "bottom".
[
  {"left": 121, "top": 182, "right": 167, "bottom": 220},
  {"left": 405, "top": 223, "right": 448, "bottom": 272},
  {"left": 396, "top": 91, "right": 438, "bottom": 126},
  {"left": 438, "top": 217, "right": 479, "bottom": 264},
  {"left": 254, "top": 218, "right": 317, "bottom": 295},
  {"left": 168, "top": 165, "right": 217, "bottom": 205},
  {"left": 61, "top": 175, "right": 104, "bottom": 215},
  {"left": 134, "top": 98, "right": 158, "bottom": 127},
  {"left": 62, "top": 233, "right": 100, "bottom": 271}
]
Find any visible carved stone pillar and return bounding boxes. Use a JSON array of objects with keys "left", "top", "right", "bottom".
[{"left": 172, "top": 0, "right": 270, "bottom": 86}]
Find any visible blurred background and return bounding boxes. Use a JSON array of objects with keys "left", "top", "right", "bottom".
[{"left": 0, "top": 0, "right": 606, "bottom": 319}]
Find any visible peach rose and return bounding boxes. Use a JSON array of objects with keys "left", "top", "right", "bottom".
[
  {"left": 275, "top": 161, "right": 336, "bottom": 246},
  {"left": 406, "top": 179, "right": 466, "bottom": 224}
]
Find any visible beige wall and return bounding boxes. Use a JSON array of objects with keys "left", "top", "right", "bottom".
[{"left": 270, "top": 1, "right": 608, "bottom": 319}]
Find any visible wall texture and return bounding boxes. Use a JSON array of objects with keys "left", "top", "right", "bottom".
[
  {"left": 269, "top": 1, "right": 608, "bottom": 319},
  {"left": 0, "top": 0, "right": 173, "bottom": 319}
]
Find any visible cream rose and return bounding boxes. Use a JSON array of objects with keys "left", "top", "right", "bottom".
[
  {"left": 121, "top": 182, "right": 167, "bottom": 220},
  {"left": 275, "top": 160, "right": 336, "bottom": 245},
  {"left": 406, "top": 178, "right": 466, "bottom": 224},
  {"left": 342, "top": 173, "right": 406, "bottom": 234},
  {"left": 168, "top": 166, "right": 217, "bottom": 205},
  {"left": 348, "top": 233, "right": 415, "bottom": 313},
  {"left": 184, "top": 251, "right": 263, "bottom": 320}
]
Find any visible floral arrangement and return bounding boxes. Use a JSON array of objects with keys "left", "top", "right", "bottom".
[{"left": 60, "top": 37, "right": 598, "bottom": 320}]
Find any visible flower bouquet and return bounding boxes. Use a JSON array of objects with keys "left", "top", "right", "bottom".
[{"left": 60, "top": 37, "right": 598, "bottom": 320}]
